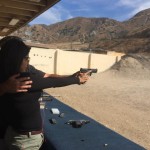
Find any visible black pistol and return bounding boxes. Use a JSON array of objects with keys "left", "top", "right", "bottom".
[
  {"left": 66, "top": 120, "right": 90, "bottom": 128},
  {"left": 80, "top": 68, "right": 98, "bottom": 76}
]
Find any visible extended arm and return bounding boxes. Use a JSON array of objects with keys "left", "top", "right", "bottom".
[
  {"left": 29, "top": 72, "right": 89, "bottom": 91},
  {"left": 28, "top": 65, "right": 89, "bottom": 91}
]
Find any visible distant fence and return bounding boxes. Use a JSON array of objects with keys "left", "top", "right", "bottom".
[{"left": 29, "top": 47, "right": 124, "bottom": 75}]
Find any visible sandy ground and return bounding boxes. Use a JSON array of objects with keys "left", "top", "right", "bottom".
[{"left": 45, "top": 54, "right": 150, "bottom": 149}]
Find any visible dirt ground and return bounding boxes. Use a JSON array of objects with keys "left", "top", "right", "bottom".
[{"left": 45, "top": 54, "right": 150, "bottom": 149}]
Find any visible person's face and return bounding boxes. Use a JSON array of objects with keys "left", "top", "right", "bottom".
[{"left": 20, "top": 55, "right": 30, "bottom": 72}]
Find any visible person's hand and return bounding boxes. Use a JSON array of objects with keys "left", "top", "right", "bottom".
[
  {"left": 4, "top": 74, "right": 32, "bottom": 93},
  {"left": 71, "top": 71, "right": 80, "bottom": 77},
  {"left": 78, "top": 71, "right": 91, "bottom": 84}
]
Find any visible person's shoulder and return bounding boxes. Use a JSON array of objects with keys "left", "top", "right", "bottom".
[
  {"left": 28, "top": 65, "right": 36, "bottom": 71},
  {"left": 28, "top": 65, "right": 45, "bottom": 76},
  {"left": 28, "top": 65, "right": 37, "bottom": 73}
]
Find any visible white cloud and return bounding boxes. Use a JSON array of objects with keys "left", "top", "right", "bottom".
[
  {"left": 116, "top": 0, "right": 150, "bottom": 19},
  {"left": 117, "top": 0, "right": 150, "bottom": 10},
  {"left": 67, "top": 0, "right": 102, "bottom": 11},
  {"left": 40, "top": 8, "right": 61, "bottom": 22},
  {"left": 117, "top": 0, "right": 142, "bottom": 7},
  {"left": 31, "top": 5, "right": 73, "bottom": 25},
  {"left": 129, "top": 2, "right": 150, "bottom": 16}
]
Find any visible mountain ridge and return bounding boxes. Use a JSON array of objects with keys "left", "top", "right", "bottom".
[{"left": 12, "top": 8, "right": 150, "bottom": 53}]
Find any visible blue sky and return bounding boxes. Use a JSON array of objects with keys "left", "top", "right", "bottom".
[{"left": 30, "top": 0, "right": 150, "bottom": 25}]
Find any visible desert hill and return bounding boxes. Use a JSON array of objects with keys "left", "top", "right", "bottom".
[
  {"left": 12, "top": 8, "right": 150, "bottom": 54},
  {"left": 108, "top": 53, "right": 150, "bottom": 79}
]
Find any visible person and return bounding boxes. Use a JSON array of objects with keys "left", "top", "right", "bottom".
[
  {"left": 0, "top": 36, "right": 33, "bottom": 96},
  {"left": 0, "top": 37, "right": 89, "bottom": 150},
  {"left": 0, "top": 36, "right": 33, "bottom": 150}
]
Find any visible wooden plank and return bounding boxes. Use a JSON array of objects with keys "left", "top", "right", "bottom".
[{"left": 0, "top": 0, "right": 40, "bottom": 12}]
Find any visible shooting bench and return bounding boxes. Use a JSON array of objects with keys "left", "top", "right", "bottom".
[{"left": 40, "top": 93, "right": 145, "bottom": 150}]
